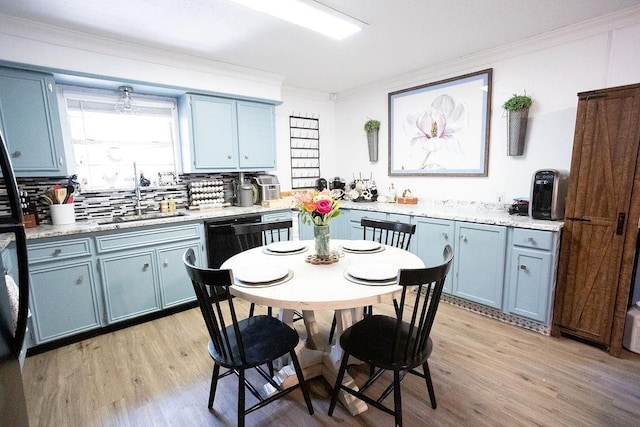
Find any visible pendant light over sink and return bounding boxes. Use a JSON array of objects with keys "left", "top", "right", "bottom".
[{"left": 114, "top": 86, "right": 138, "bottom": 114}]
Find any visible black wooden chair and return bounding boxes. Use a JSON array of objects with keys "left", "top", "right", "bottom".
[
  {"left": 328, "top": 218, "right": 417, "bottom": 343},
  {"left": 232, "top": 220, "right": 293, "bottom": 317},
  {"left": 183, "top": 248, "right": 314, "bottom": 427},
  {"left": 328, "top": 245, "right": 453, "bottom": 427},
  {"left": 361, "top": 217, "right": 416, "bottom": 251}
]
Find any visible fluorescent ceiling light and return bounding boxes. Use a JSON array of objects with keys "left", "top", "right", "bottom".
[{"left": 230, "top": 0, "right": 362, "bottom": 40}]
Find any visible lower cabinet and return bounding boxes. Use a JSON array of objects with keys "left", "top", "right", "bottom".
[
  {"left": 99, "top": 250, "right": 160, "bottom": 322},
  {"left": 27, "top": 237, "right": 102, "bottom": 344},
  {"left": 505, "top": 228, "right": 558, "bottom": 323},
  {"left": 413, "top": 217, "right": 455, "bottom": 293},
  {"left": 454, "top": 222, "right": 507, "bottom": 309},
  {"left": 96, "top": 223, "right": 203, "bottom": 324},
  {"left": 26, "top": 222, "right": 205, "bottom": 346}
]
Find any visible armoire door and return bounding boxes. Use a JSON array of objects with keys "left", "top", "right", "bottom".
[{"left": 553, "top": 84, "right": 640, "bottom": 348}]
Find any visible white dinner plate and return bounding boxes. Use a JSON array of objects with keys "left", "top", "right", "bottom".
[
  {"left": 341, "top": 240, "right": 381, "bottom": 252},
  {"left": 266, "top": 240, "right": 308, "bottom": 253},
  {"left": 234, "top": 264, "right": 289, "bottom": 283},
  {"left": 346, "top": 263, "right": 398, "bottom": 281}
]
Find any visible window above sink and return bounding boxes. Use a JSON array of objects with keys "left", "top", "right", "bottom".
[{"left": 59, "top": 85, "right": 181, "bottom": 191}]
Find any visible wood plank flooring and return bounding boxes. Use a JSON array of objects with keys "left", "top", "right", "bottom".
[{"left": 22, "top": 299, "right": 640, "bottom": 426}]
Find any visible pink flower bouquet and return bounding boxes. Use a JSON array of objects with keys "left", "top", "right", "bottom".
[{"left": 294, "top": 189, "right": 340, "bottom": 226}]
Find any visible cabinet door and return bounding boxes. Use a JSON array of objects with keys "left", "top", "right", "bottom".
[
  {"left": 189, "top": 95, "right": 237, "bottom": 170},
  {"left": 414, "top": 217, "right": 454, "bottom": 293},
  {"left": 348, "top": 210, "right": 387, "bottom": 240},
  {"left": 237, "top": 101, "right": 276, "bottom": 169},
  {"left": 100, "top": 251, "right": 159, "bottom": 323},
  {"left": 29, "top": 260, "right": 101, "bottom": 343},
  {"left": 454, "top": 222, "right": 506, "bottom": 309},
  {"left": 158, "top": 243, "right": 200, "bottom": 308},
  {"left": 507, "top": 248, "right": 551, "bottom": 323},
  {"left": 330, "top": 212, "right": 349, "bottom": 239},
  {"left": 0, "top": 67, "right": 67, "bottom": 176}
]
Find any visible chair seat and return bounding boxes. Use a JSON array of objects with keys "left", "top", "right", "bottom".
[
  {"left": 208, "top": 315, "right": 300, "bottom": 369},
  {"left": 340, "top": 315, "right": 432, "bottom": 371}
]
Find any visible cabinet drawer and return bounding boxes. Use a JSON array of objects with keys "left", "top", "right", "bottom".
[
  {"left": 28, "top": 238, "right": 92, "bottom": 264},
  {"left": 512, "top": 228, "right": 553, "bottom": 250},
  {"left": 96, "top": 223, "right": 201, "bottom": 253},
  {"left": 349, "top": 209, "right": 387, "bottom": 223}
]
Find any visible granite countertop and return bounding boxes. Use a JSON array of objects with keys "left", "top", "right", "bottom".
[
  {"left": 340, "top": 200, "right": 564, "bottom": 231},
  {"left": 0, "top": 199, "right": 563, "bottom": 247},
  {"left": 22, "top": 205, "right": 293, "bottom": 240}
]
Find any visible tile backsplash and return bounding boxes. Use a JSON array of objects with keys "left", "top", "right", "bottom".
[{"left": 0, "top": 173, "right": 242, "bottom": 224}]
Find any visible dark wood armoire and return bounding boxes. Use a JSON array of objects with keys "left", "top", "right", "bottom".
[{"left": 552, "top": 83, "right": 640, "bottom": 357}]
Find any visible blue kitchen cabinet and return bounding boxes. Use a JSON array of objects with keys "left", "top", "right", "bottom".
[
  {"left": 179, "top": 95, "right": 237, "bottom": 171},
  {"left": 236, "top": 101, "right": 276, "bottom": 170},
  {"left": 413, "top": 217, "right": 455, "bottom": 293},
  {"left": 96, "top": 222, "right": 203, "bottom": 323},
  {"left": 505, "top": 228, "right": 557, "bottom": 323},
  {"left": 348, "top": 209, "right": 388, "bottom": 240},
  {"left": 179, "top": 94, "right": 275, "bottom": 172},
  {"left": 99, "top": 250, "right": 160, "bottom": 322},
  {"left": 453, "top": 222, "right": 507, "bottom": 309},
  {"left": 27, "top": 237, "right": 102, "bottom": 344},
  {"left": 158, "top": 242, "right": 202, "bottom": 308},
  {"left": 0, "top": 66, "right": 69, "bottom": 176}
]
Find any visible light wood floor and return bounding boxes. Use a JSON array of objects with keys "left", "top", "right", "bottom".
[{"left": 22, "top": 298, "right": 640, "bottom": 426}]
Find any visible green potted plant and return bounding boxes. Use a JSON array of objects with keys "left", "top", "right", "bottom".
[
  {"left": 364, "top": 119, "right": 381, "bottom": 162},
  {"left": 503, "top": 93, "right": 533, "bottom": 156}
]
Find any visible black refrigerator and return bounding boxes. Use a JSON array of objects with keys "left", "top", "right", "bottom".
[{"left": 0, "top": 130, "right": 30, "bottom": 425}]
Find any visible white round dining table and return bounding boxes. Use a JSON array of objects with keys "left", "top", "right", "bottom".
[{"left": 221, "top": 239, "right": 425, "bottom": 416}]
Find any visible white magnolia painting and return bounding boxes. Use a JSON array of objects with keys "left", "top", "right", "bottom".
[{"left": 388, "top": 69, "right": 492, "bottom": 176}]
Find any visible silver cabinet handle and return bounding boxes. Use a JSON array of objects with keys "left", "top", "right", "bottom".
[
  {"left": 520, "top": 265, "right": 527, "bottom": 270},
  {"left": 59, "top": 157, "right": 64, "bottom": 166},
  {"left": 143, "top": 263, "right": 150, "bottom": 270},
  {"left": 228, "top": 155, "right": 232, "bottom": 159},
  {"left": 76, "top": 275, "right": 84, "bottom": 285},
  {"left": 53, "top": 248, "right": 62, "bottom": 255},
  {"left": 163, "top": 260, "right": 169, "bottom": 267},
  {"left": 460, "top": 235, "right": 467, "bottom": 242},
  {"left": 528, "top": 237, "right": 535, "bottom": 243},
  {"left": 244, "top": 155, "right": 248, "bottom": 159},
  {"left": 47, "top": 82, "right": 53, "bottom": 92},
  {"left": 442, "top": 232, "right": 449, "bottom": 239},
  {"left": 13, "top": 151, "right": 21, "bottom": 158}
]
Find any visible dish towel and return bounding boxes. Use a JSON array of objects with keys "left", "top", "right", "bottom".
[{"left": 4, "top": 275, "right": 21, "bottom": 333}]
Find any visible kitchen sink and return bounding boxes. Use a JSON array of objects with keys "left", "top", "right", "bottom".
[{"left": 98, "top": 211, "right": 187, "bottom": 225}]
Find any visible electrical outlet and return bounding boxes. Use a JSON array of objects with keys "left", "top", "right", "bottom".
[{"left": 496, "top": 192, "right": 506, "bottom": 204}]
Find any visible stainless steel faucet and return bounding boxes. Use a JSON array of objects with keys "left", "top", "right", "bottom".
[{"left": 133, "top": 162, "right": 145, "bottom": 215}]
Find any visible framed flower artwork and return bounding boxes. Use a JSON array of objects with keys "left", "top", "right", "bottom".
[{"left": 388, "top": 68, "right": 492, "bottom": 176}]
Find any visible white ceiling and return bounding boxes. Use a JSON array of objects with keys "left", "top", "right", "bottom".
[{"left": 1, "top": 0, "right": 639, "bottom": 93}]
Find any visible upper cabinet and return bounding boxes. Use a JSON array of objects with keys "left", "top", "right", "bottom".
[
  {"left": 179, "top": 94, "right": 276, "bottom": 173},
  {"left": 0, "top": 66, "right": 70, "bottom": 176}
]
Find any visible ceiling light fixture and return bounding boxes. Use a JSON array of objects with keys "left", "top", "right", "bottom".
[{"left": 229, "top": 0, "right": 362, "bottom": 40}]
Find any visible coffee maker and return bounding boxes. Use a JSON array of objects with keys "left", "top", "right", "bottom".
[
  {"left": 529, "top": 169, "right": 569, "bottom": 220},
  {"left": 315, "top": 178, "right": 328, "bottom": 191}
]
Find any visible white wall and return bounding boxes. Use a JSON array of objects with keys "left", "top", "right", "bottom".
[{"left": 327, "top": 14, "right": 640, "bottom": 203}]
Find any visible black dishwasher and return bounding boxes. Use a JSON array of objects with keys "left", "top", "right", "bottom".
[{"left": 205, "top": 215, "right": 262, "bottom": 268}]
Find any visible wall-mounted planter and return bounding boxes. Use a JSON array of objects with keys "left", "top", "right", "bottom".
[
  {"left": 507, "top": 108, "right": 529, "bottom": 156},
  {"left": 367, "top": 130, "right": 379, "bottom": 162}
]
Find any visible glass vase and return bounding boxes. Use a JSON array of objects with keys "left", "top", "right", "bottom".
[{"left": 313, "top": 224, "right": 330, "bottom": 259}]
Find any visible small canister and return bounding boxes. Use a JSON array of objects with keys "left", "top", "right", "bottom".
[{"left": 238, "top": 183, "right": 254, "bottom": 207}]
